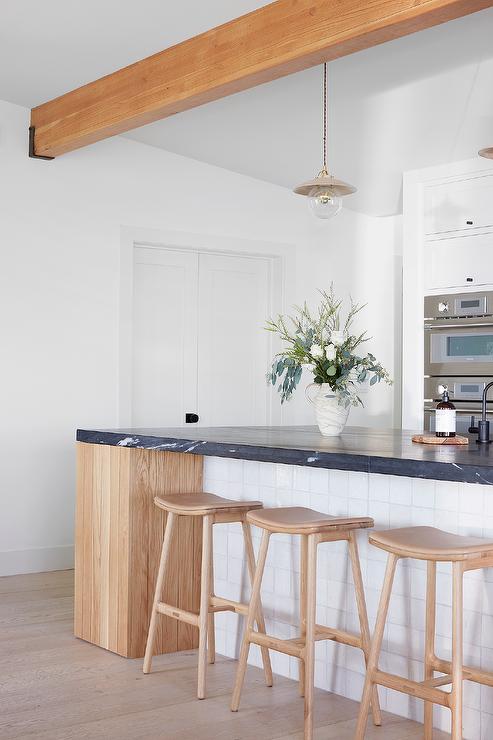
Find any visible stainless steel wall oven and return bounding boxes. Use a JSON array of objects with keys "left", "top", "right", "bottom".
[{"left": 424, "top": 292, "right": 493, "bottom": 432}]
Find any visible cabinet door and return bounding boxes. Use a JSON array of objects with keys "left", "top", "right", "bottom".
[
  {"left": 131, "top": 247, "right": 199, "bottom": 427},
  {"left": 424, "top": 175, "right": 493, "bottom": 236},
  {"left": 197, "top": 253, "right": 272, "bottom": 427},
  {"left": 425, "top": 232, "right": 493, "bottom": 291}
]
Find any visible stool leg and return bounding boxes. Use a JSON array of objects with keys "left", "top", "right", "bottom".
[
  {"left": 299, "top": 534, "right": 308, "bottom": 698},
  {"left": 348, "top": 532, "right": 382, "bottom": 727},
  {"left": 231, "top": 529, "right": 271, "bottom": 712},
  {"left": 424, "top": 561, "right": 437, "bottom": 740},
  {"left": 304, "top": 533, "right": 318, "bottom": 740},
  {"left": 354, "top": 553, "right": 398, "bottom": 740},
  {"left": 451, "top": 562, "right": 464, "bottom": 740},
  {"left": 207, "top": 538, "right": 216, "bottom": 665},
  {"left": 143, "top": 512, "right": 176, "bottom": 674},
  {"left": 242, "top": 521, "right": 273, "bottom": 687},
  {"left": 198, "top": 515, "right": 213, "bottom": 699}
]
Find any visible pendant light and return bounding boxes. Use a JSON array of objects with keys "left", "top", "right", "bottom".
[
  {"left": 293, "top": 63, "right": 356, "bottom": 219},
  {"left": 479, "top": 148, "right": 493, "bottom": 159}
]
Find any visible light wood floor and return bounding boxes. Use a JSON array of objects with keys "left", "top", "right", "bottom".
[{"left": 0, "top": 570, "right": 449, "bottom": 740}]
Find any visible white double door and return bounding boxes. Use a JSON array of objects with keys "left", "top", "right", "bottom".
[{"left": 131, "top": 245, "right": 277, "bottom": 428}]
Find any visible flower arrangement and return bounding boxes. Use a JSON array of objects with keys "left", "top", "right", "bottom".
[{"left": 265, "top": 287, "right": 392, "bottom": 406}]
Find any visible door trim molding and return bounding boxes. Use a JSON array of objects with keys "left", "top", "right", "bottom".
[{"left": 119, "top": 226, "right": 296, "bottom": 428}]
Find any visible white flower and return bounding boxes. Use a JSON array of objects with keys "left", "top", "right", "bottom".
[
  {"left": 330, "top": 330, "right": 345, "bottom": 346},
  {"left": 325, "top": 344, "right": 337, "bottom": 361},
  {"left": 310, "top": 343, "right": 324, "bottom": 359}
]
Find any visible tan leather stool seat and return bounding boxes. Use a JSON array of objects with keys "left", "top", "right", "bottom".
[
  {"left": 370, "top": 526, "right": 493, "bottom": 562},
  {"left": 154, "top": 492, "right": 262, "bottom": 515},
  {"left": 247, "top": 506, "right": 374, "bottom": 534}
]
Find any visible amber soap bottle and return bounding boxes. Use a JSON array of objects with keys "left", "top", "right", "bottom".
[{"left": 435, "top": 388, "right": 456, "bottom": 438}]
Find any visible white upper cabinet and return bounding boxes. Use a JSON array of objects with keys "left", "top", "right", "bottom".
[
  {"left": 425, "top": 232, "right": 493, "bottom": 292},
  {"left": 424, "top": 175, "right": 493, "bottom": 236}
]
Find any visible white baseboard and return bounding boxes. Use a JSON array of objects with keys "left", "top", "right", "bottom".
[{"left": 0, "top": 545, "right": 74, "bottom": 577}]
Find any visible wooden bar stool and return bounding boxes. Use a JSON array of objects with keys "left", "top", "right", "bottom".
[
  {"left": 231, "top": 506, "right": 381, "bottom": 740},
  {"left": 143, "top": 492, "right": 273, "bottom": 699},
  {"left": 355, "top": 526, "right": 493, "bottom": 740}
]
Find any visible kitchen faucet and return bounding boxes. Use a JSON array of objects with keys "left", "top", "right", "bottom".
[{"left": 468, "top": 381, "right": 493, "bottom": 443}]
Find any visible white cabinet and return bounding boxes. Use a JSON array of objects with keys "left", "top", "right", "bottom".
[
  {"left": 422, "top": 170, "right": 493, "bottom": 291},
  {"left": 424, "top": 174, "right": 493, "bottom": 236},
  {"left": 402, "top": 157, "right": 493, "bottom": 431},
  {"left": 425, "top": 232, "right": 493, "bottom": 291}
]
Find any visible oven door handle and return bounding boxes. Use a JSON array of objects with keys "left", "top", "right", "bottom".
[
  {"left": 425, "top": 406, "right": 493, "bottom": 414},
  {"left": 425, "top": 322, "right": 493, "bottom": 330}
]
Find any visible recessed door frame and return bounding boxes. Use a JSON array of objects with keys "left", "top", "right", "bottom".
[{"left": 119, "top": 225, "right": 296, "bottom": 428}]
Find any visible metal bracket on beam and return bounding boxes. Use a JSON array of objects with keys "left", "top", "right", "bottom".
[{"left": 28, "top": 127, "right": 54, "bottom": 160}]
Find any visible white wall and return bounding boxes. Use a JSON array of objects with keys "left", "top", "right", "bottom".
[
  {"left": 301, "top": 211, "right": 402, "bottom": 428},
  {"left": 0, "top": 98, "right": 400, "bottom": 575}
]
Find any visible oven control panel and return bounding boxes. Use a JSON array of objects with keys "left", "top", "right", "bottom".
[
  {"left": 424, "top": 377, "right": 487, "bottom": 402},
  {"left": 425, "top": 291, "right": 492, "bottom": 320}
]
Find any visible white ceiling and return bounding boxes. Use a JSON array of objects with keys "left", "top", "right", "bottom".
[{"left": 1, "top": 2, "right": 492, "bottom": 216}]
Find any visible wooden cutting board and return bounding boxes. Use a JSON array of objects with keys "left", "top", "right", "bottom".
[{"left": 412, "top": 434, "right": 469, "bottom": 445}]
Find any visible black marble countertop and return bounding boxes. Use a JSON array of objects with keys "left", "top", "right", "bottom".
[{"left": 76, "top": 425, "right": 493, "bottom": 485}]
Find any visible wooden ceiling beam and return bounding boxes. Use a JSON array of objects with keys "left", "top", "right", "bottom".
[{"left": 30, "top": 0, "right": 493, "bottom": 158}]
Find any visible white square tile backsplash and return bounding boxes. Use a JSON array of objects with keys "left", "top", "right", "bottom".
[{"left": 204, "top": 457, "right": 493, "bottom": 738}]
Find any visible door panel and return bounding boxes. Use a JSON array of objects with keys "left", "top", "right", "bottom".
[
  {"left": 197, "top": 253, "right": 272, "bottom": 427},
  {"left": 132, "top": 247, "right": 198, "bottom": 426}
]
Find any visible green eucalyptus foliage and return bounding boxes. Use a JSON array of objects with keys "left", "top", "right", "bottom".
[{"left": 265, "top": 287, "right": 392, "bottom": 405}]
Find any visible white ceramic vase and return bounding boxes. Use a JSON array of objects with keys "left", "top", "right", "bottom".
[{"left": 305, "top": 383, "right": 350, "bottom": 436}]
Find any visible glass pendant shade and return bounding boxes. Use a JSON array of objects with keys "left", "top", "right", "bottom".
[
  {"left": 308, "top": 186, "right": 342, "bottom": 219},
  {"left": 293, "top": 63, "right": 355, "bottom": 220},
  {"left": 294, "top": 171, "right": 356, "bottom": 220}
]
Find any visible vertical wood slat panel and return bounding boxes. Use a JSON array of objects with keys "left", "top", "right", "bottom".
[
  {"left": 82, "top": 445, "right": 94, "bottom": 642},
  {"left": 90, "top": 445, "right": 102, "bottom": 647},
  {"left": 128, "top": 448, "right": 152, "bottom": 658},
  {"left": 99, "top": 447, "right": 111, "bottom": 649},
  {"left": 75, "top": 443, "right": 203, "bottom": 658},
  {"left": 117, "top": 447, "right": 131, "bottom": 655},
  {"left": 108, "top": 446, "right": 122, "bottom": 653},
  {"left": 74, "top": 443, "right": 89, "bottom": 638}
]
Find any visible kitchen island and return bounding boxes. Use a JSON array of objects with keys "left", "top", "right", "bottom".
[{"left": 76, "top": 425, "right": 493, "bottom": 736}]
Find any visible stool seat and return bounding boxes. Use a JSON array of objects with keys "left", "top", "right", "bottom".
[
  {"left": 370, "top": 526, "right": 493, "bottom": 562},
  {"left": 247, "top": 506, "right": 374, "bottom": 534},
  {"left": 154, "top": 492, "right": 262, "bottom": 515}
]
